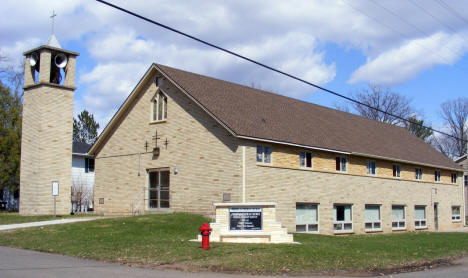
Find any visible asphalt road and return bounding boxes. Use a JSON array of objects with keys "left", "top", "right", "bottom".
[{"left": 1, "top": 246, "right": 468, "bottom": 278}]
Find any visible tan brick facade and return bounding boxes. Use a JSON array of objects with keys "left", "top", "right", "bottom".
[
  {"left": 92, "top": 66, "right": 464, "bottom": 234},
  {"left": 93, "top": 68, "right": 242, "bottom": 215},
  {"left": 19, "top": 46, "right": 77, "bottom": 215}
]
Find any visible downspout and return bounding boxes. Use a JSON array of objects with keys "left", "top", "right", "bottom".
[{"left": 242, "top": 146, "right": 246, "bottom": 203}]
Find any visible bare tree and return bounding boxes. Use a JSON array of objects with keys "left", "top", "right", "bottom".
[
  {"left": 349, "top": 84, "right": 414, "bottom": 125},
  {"left": 71, "top": 177, "right": 93, "bottom": 213},
  {"left": 433, "top": 97, "right": 468, "bottom": 159}
]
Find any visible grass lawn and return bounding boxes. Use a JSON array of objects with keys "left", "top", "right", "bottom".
[
  {"left": 0, "top": 213, "right": 467, "bottom": 275},
  {"left": 0, "top": 212, "right": 95, "bottom": 225}
]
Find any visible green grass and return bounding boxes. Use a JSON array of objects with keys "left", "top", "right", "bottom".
[
  {"left": 0, "top": 212, "right": 94, "bottom": 225},
  {"left": 0, "top": 213, "right": 467, "bottom": 275}
]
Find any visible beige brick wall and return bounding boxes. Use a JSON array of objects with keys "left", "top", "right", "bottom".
[
  {"left": 246, "top": 142, "right": 464, "bottom": 234},
  {"left": 93, "top": 70, "right": 242, "bottom": 215},
  {"left": 19, "top": 85, "right": 74, "bottom": 215},
  {"left": 457, "top": 157, "right": 467, "bottom": 217},
  {"left": 272, "top": 145, "right": 458, "bottom": 185},
  {"left": 20, "top": 47, "right": 75, "bottom": 215}
]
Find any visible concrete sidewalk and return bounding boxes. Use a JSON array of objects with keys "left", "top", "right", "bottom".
[{"left": 0, "top": 217, "right": 105, "bottom": 231}]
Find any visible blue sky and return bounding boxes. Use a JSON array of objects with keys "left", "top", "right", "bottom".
[{"left": 1, "top": 0, "right": 467, "bottom": 132}]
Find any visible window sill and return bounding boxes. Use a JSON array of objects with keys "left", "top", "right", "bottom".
[
  {"left": 365, "top": 229, "right": 383, "bottom": 233},
  {"left": 452, "top": 219, "right": 461, "bottom": 223},
  {"left": 256, "top": 162, "right": 272, "bottom": 166},
  {"left": 334, "top": 230, "right": 354, "bottom": 234},
  {"left": 149, "top": 120, "right": 167, "bottom": 125},
  {"left": 296, "top": 231, "right": 320, "bottom": 234},
  {"left": 415, "top": 226, "right": 428, "bottom": 230},
  {"left": 392, "top": 228, "right": 406, "bottom": 231}
]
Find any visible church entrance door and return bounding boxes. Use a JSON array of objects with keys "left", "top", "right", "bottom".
[{"left": 148, "top": 169, "right": 170, "bottom": 209}]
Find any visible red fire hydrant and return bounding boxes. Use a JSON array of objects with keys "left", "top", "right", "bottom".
[{"left": 199, "top": 222, "right": 212, "bottom": 250}]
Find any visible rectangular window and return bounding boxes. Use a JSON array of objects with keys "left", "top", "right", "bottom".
[
  {"left": 365, "top": 205, "right": 381, "bottom": 231},
  {"left": 333, "top": 204, "right": 352, "bottom": 232},
  {"left": 393, "top": 165, "right": 401, "bottom": 178},
  {"left": 366, "top": 160, "right": 376, "bottom": 175},
  {"left": 336, "top": 157, "right": 347, "bottom": 172},
  {"left": 415, "top": 168, "right": 422, "bottom": 180},
  {"left": 465, "top": 175, "right": 467, "bottom": 186},
  {"left": 451, "top": 173, "right": 457, "bottom": 184},
  {"left": 414, "top": 206, "right": 427, "bottom": 229},
  {"left": 296, "top": 203, "right": 319, "bottom": 233},
  {"left": 299, "top": 152, "right": 313, "bottom": 168},
  {"left": 84, "top": 158, "right": 95, "bottom": 173},
  {"left": 434, "top": 170, "right": 441, "bottom": 182},
  {"left": 452, "top": 206, "right": 461, "bottom": 222},
  {"left": 392, "top": 205, "right": 406, "bottom": 230},
  {"left": 256, "top": 146, "right": 271, "bottom": 164}
]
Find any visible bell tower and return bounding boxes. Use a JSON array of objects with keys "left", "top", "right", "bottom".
[{"left": 19, "top": 33, "right": 79, "bottom": 215}]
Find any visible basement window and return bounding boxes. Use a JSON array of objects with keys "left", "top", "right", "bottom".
[
  {"left": 452, "top": 206, "right": 461, "bottom": 222},
  {"left": 334, "top": 204, "right": 353, "bottom": 232},
  {"left": 256, "top": 146, "right": 271, "bottom": 164},
  {"left": 434, "top": 170, "right": 441, "bottom": 182},
  {"left": 299, "top": 152, "right": 313, "bottom": 168},
  {"left": 414, "top": 206, "right": 427, "bottom": 229},
  {"left": 392, "top": 205, "right": 406, "bottom": 230},
  {"left": 365, "top": 205, "right": 381, "bottom": 231},
  {"left": 335, "top": 157, "right": 347, "bottom": 172},
  {"left": 393, "top": 165, "right": 401, "bottom": 178},
  {"left": 296, "top": 203, "right": 319, "bottom": 233}
]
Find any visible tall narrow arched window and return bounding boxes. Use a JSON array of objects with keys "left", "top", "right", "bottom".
[{"left": 151, "top": 91, "right": 167, "bottom": 122}]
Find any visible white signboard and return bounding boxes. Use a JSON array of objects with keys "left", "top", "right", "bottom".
[{"left": 52, "top": 181, "right": 59, "bottom": 196}]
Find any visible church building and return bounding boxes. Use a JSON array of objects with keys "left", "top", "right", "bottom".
[{"left": 19, "top": 40, "right": 465, "bottom": 235}]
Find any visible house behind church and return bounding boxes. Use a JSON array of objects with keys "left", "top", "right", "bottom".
[{"left": 88, "top": 63, "right": 465, "bottom": 235}]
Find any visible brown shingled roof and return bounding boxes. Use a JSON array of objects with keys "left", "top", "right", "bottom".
[{"left": 157, "top": 64, "right": 461, "bottom": 170}]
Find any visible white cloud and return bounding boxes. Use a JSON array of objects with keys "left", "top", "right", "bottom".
[{"left": 349, "top": 32, "right": 468, "bottom": 84}]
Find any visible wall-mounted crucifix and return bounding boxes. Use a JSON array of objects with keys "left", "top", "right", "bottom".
[
  {"left": 164, "top": 138, "right": 169, "bottom": 149},
  {"left": 152, "top": 130, "right": 161, "bottom": 148}
]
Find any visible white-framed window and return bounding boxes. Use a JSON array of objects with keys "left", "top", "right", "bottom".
[
  {"left": 335, "top": 157, "right": 347, "bottom": 172},
  {"left": 299, "top": 152, "right": 313, "bottom": 168},
  {"left": 452, "top": 206, "right": 461, "bottom": 222},
  {"left": 392, "top": 205, "right": 406, "bottom": 230},
  {"left": 393, "top": 165, "right": 401, "bottom": 178},
  {"left": 365, "top": 205, "right": 381, "bottom": 231},
  {"left": 415, "top": 168, "right": 422, "bottom": 180},
  {"left": 151, "top": 91, "right": 167, "bottom": 122},
  {"left": 85, "top": 158, "right": 95, "bottom": 173},
  {"left": 366, "top": 160, "right": 376, "bottom": 175},
  {"left": 296, "top": 203, "right": 319, "bottom": 233},
  {"left": 434, "top": 170, "right": 441, "bottom": 182},
  {"left": 414, "top": 206, "right": 427, "bottom": 229},
  {"left": 256, "top": 145, "right": 271, "bottom": 164},
  {"left": 334, "top": 204, "right": 353, "bottom": 232},
  {"left": 451, "top": 173, "right": 457, "bottom": 184}
]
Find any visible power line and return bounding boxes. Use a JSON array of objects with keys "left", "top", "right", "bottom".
[
  {"left": 95, "top": 0, "right": 466, "bottom": 143},
  {"left": 409, "top": 0, "right": 468, "bottom": 45},
  {"left": 370, "top": 0, "right": 468, "bottom": 72},
  {"left": 435, "top": 0, "right": 468, "bottom": 26},
  {"left": 343, "top": 0, "right": 468, "bottom": 75}
]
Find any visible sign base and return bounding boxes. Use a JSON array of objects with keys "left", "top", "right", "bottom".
[{"left": 198, "top": 202, "right": 294, "bottom": 244}]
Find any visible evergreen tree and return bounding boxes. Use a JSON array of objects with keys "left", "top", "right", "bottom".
[
  {"left": 405, "top": 116, "right": 433, "bottom": 143},
  {"left": 73, "top": 110, "right": 100, "bottom": 144},
  {"left": 0, "top": 82, "right": 21, "bottom": 191}
]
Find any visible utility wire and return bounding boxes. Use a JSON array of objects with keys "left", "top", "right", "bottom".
[
  {"left": 370, "top": 0, "right": 468, "bottom": 72},
  {"left": 436, "top": 0, "right": 468, "bottom": 26},
  {"left": 409, "top": 0, "right": 468, "bottom": 45},
  {"left": 343, "top": 0, "right": 468, "bottom": 74},
  {"left": 95, "top": 0, "right": 466, "bottom": 143}
]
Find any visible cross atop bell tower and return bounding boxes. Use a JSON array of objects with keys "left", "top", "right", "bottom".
[{"left": 19, "top": 13, "right": 79, "bottom": 215}]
